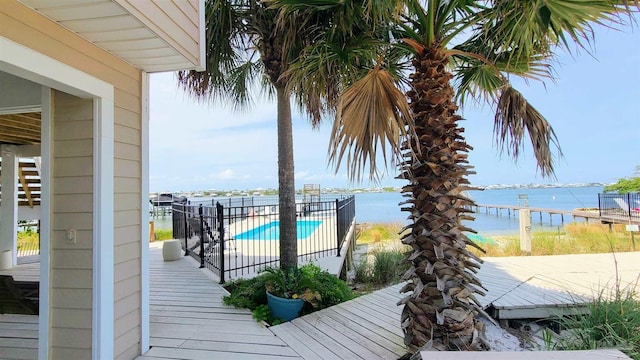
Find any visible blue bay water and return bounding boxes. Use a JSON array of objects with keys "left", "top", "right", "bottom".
[
  {"left": 353, "top": 186, "right": 604, "bottom": 236},
  {"left": 153, "top": 186, "right": 604, "bottom": 236}
]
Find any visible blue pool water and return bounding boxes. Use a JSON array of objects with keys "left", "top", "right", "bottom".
[{"left": 235, "top": 220, "right": 322, "bottom": 240}]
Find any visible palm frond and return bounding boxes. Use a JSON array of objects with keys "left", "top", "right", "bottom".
[
  {"left": 475, "top": 0, "right": 636, "bottom": 69},
  {"left": 494, "top": 86, "right": 563, "bottom": 178},
  {"left": 177, "top": 0, "right": 253, "bottom": 106},
  {"left": 228, "top": 59, "right": 264, "bottom": 110},
  {"left": 329, "top": 68, "right": 413, "bottom": 183},
  {"left": 454, "top": 62, "right": 503, "bottom": 107},
  {"left": 451, "top": 49, "right": 553, "bottom": 108}
]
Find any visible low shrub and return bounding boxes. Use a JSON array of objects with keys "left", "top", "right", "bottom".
[
  {"left": 352, "top": 246, "right": 409, "bottom": 287},
  {"left": 372, "top": 249, "right": 406, "bottom": 284},
  {"left": 353, "top": 258, "right": 373, "bottom": 284},
  {"left": 300, "top": 264, "right": 355, "bottom": 309},
  {"left": 223, "top": 263, "right": 355, "bottom": 323}
]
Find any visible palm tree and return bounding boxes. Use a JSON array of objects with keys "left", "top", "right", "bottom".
[
  {"left": 177, "top": 0, "right": 302, "bottom": 269},
  {"left": 178, "top": 0, "right": 393, "bottom": 269},
  {"left": 322, "top": 0, "right": 638, "bottom": 355}
]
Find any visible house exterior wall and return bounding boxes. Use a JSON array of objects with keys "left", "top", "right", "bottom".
[
  {"left": 2, "top": 1, "right": 144, "bottom": 358},
  {"left": 51, "top": 91, "right": 94, "bottom": 358},
  {"left": 115, "top": 0, "right": 203, "bottom": 70}
]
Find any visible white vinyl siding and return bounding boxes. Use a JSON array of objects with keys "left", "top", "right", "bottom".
[
  {"left": 2, "top": 2, "right": 145, "bottom": 358},
  {"left": 51, "top": 91, "right": 94, "bottom": 358}
]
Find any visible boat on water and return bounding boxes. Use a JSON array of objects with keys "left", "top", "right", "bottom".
[{"left": 149, "top": 193, "right": 188, "bottom": 206}]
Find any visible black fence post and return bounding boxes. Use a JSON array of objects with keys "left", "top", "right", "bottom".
[
  {"left": 182, "top": 204, "right": 188, "bottom": 256},
  {"left": 217, "top": 202, "right": 225, "bottom": 284},
  {"left": 598, "top": 194, "right": 602, "bottom": 217},
  {"left": 199, "top": 204, "right": 205, "bottom": 268},
  {"left": 336, "top": 199, "right": 341, "bottom": 256},
  {"left": 627, "top": 193, "right": 632, "bottom": 216}
]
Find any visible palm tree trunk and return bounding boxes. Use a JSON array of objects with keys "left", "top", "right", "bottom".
[
  {"left": 276, "top": 84, "right": 298, "bottom": 270},
  {"left": 399, "top": 44, "right": 488, "bottom": 354}
]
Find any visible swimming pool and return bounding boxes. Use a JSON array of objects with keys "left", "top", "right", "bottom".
[{"left": 235, "top": 220, "right": 322, "bottom": 240}]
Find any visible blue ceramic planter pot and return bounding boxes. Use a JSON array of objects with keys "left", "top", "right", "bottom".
[{"left": 266, "top": 291, "right": 304, "bottom": 321}]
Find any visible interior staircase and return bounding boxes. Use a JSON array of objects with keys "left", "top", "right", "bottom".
[{"left": 0, "top": 157, "right": 41, "bottom": 208}]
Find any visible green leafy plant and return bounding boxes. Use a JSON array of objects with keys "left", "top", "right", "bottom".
[
  {"left": 251, "top": 304, "right": 282, "bottom": 325},
  {"left": 352, "top": 246, "right": 410, "bottom": 288},
  {"left": 605, "top": 166, "right": 640, "bottom": 193},
  {"left": 262, "top": 266, "right": 321, "bottom": 308},
  {"left": 223, "top": 264, "right": 355, "bottom": 324},
  {"left": 223, "top": 277, "right": 269, "bottom": 310},
  {"left": 353, "top": 258, "right": 373, "bottom": 284},
  {"left": 372, "top": 249, "right": 407, "bottom": 285},
  {"left": 299, "top": 264, "right": 355, "bottom": 309}
]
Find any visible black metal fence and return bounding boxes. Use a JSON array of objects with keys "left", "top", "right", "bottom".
[
  {"left": 336, "top": 196, "right": 355, "bottom": 256},
  {"left": 598, "top": 193, "right": 640, "bottom": 222},
  {"left": 172, "top": 195, "right": 356, "bottom": 283}
]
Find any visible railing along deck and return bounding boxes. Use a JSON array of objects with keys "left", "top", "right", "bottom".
[{"left": 472, "top": 195, "right": 640, "bottom": 226}]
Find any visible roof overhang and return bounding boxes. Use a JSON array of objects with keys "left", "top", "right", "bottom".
[{"left": 17, "top": 0, "right": 206, "bottom": 73}]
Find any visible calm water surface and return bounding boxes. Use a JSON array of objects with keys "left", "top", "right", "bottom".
[
  {"left": 152, "top": 186, "right": 604, "bottom": 236},
  {"left": 353, "top": 186, "right": 603, "bottom": 235}
]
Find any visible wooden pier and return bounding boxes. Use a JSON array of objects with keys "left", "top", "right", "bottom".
[{"left": 470, "top": 204, "right": 639, "bottom": 226}]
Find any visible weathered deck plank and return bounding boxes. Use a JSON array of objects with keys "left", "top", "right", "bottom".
[
  {"left": 2, "top": 245, "right": 637, "bottom": 360},
  {"left": 0, "top": 262, "right": 39, "bottom": 282},
  {"left": 270, "top": 285, "right": 408, "bottom": 360},
  {"left": 0, "top": 314, "right": 38, "bottom": 360},
  {"left": 138, "top": 246, "right": 301, "bottom": 359},
  {"left": 479, "top": 252, "right": 639, "bottom": 319}
]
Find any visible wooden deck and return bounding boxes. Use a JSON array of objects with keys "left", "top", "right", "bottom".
[
  {"left": 268, "top": 252, "right": 639, "bottom": 358},
  {"left": 0, "top": 314, "right": 38, "bottom": 360},
  {"left": 271, "top": 284, "right": 405, "bottom": 360},
  {"left": 140, "top": 245, "right": 300, "bottom": 360},
  {"left": 1, "top": 247, "right": 637, "bottom": 360},
  {"left": 480, "top": 252, "right": 639, "bottom": 320},
  {"left": 0, "top": 259, "right": 39, "bottom": 282}
]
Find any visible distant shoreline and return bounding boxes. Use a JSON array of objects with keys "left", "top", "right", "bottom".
[{"left": 152, "top": 183, "right": 608, "bottom": 198}]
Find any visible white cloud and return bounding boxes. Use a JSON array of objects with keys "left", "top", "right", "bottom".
[
  {"left": 216, "top": 169, "right": 236, "bottom": 180},
  {"left": 148, "top": 22, "right": 640, "bottom": 191}
]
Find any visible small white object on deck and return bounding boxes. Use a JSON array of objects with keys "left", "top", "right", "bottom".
[
  {"left": 162, "top": 240, "right": 182, "bottom": 261},
  {"left": 0, "top": 250, "right": 12, "bottom": 270}
]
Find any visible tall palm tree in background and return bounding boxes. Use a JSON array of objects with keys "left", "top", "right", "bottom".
[
  {"left": 321, "top": 0, "right": 638, "bottom": 356},
  {"left": 178, "top": 0, "right": 395, "bottom": 269},
  {"left": 178, "top": 0, "right": 300, "bottom": 269}
]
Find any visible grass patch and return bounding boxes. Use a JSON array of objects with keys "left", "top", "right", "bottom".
[
  {"left": 154, "top": 229, "right": 173, "bottom": 241},
  {"left": 17, "top": 231, "right": 39, "bottom": 251},
  {"left": 545, "top": 281, "right": 640, "bottom": 359},
  {"left": 471, "top": 223, "right": 636, "bottom": 257},
  {"left": 357, "top": 222, "right": 405, "bottom": 244}
]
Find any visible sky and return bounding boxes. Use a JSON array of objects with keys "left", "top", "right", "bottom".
[{"left": 149, "top": 19, "right": 640, "bottom": 193}]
